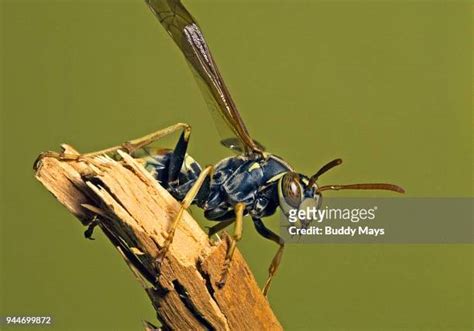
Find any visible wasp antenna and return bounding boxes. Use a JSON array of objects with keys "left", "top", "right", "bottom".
[
  {"left": 309, "top": 158, "right": 343, "bottom": 186},
  {"left": 317, "top": 183, "right": 405, "bottom": 194}
]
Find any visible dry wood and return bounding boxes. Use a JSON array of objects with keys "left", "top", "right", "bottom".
[{"left": 34, "top": 146, "right": 282, "bottom": 330}]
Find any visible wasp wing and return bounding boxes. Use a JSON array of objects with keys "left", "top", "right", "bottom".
[
  {"left": 146, "top": 0, "right": 262, "bottom": 155},
  {"left": 220, "top": 137, "right": 266, "bottom": 153}
]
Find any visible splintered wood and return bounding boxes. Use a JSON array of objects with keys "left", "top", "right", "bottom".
[{"left": 34, "top": 149, "right": 282, "bottom": 330}]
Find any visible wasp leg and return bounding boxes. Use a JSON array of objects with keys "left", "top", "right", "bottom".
[
  {"left": 207, "top": 219, "right": 234, "bottom": 238},
  {"left": 84, "top": 217, "right": 100, "bottom": 240},
  {"left": 33, "top": 150, "right": 83, "bottom": 170},
  {"left": 217, "top": 202, "right": 245, "bottom": 288},
  {"left": 252, "top": 218, "right": 285, "bottom": 296},
  {"left": 82, "top": 122, "right": 191, "bottom": 158},
  {"left": 155, "top": 165, "right": 213, "bottom": 266},
  {"left": 167, "top": 125, "right": 191, "bottom": 185}
]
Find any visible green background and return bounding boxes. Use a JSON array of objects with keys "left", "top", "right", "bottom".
[{"left": 1, "top": 0, "right": 472, "bottom": 330}]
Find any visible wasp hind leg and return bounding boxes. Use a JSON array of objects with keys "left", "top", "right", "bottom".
[
  {"left": 252, "top": 218, "right": 285, "bottom": 296},
  {"left": 84, "top": 122, "right": 191, "bottom": 159},
  {"left": 217, "top": 202, "right": 245, "bottom": 288},
  {"left": 155, "top": 165, "right": 213, "bottom": 266},
  {"left": 34, "top": 123, "right": 192, "bottom": 169}
]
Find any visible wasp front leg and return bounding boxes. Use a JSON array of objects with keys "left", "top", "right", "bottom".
[
  {"left": 217, "top": 202, "right": 245, "bottom": 288},
  {"left": 253, "top": 218, "right": 285, "bottom": 296},
  {"left": 155, "top": 165, "right": 213, "bottom": 266}
]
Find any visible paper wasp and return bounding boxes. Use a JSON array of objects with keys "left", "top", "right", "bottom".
[{"left": 38, "top": 0, "right": 404, "bottom": 295}]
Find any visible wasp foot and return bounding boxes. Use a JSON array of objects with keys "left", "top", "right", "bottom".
[
  {"left": 216, "top": 267, "right": 229, "bottom": 289},
  {"left": 84, "top": 217, "right": 100, "bottom": 240}
]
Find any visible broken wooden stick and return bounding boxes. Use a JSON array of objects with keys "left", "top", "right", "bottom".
[{"left": 34, "top": 146, "right": 282, "bottom": 330}]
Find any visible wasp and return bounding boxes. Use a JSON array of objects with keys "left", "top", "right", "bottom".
[{"left": 40, "top": 0, "right": 404, "bottom": 295}]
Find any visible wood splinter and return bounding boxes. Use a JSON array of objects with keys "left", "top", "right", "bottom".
[{"left": 34, "top": 145, "right": 282, "bottom": 330}]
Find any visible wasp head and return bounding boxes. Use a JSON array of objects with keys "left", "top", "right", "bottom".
[{"left": 278, "top": 158, "right": 404, "bottom": 226}]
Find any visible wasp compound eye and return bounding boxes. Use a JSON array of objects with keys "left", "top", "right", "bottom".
[{"left": 278, "top": 173, "right": 304, "bottom": 213}]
